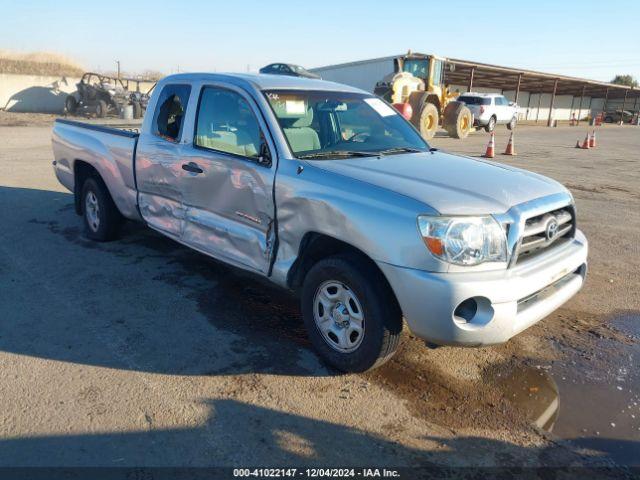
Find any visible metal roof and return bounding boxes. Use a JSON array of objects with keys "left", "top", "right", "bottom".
[{"left": 313, "top": 53, "right": 639, "bottom": 100}]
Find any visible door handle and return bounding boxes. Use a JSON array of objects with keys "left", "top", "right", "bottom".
[{"left": 182, "top": 162, "right": 203, "bottom": 174}]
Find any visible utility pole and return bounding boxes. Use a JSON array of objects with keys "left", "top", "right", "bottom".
[{"left": 115, "top": 60, "right": 121, "bottom": 79}]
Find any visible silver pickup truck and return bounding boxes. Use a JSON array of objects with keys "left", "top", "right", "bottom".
[{"left": 52, "top": 73, "right": 588, "bottom": 372}]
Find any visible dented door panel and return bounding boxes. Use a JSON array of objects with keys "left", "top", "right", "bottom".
[
  {"left": 179, "top": 147, "right": 275, "bottom": 273},
  {"left": 135, "top": 138, "right": 186, "bottom": 237}
]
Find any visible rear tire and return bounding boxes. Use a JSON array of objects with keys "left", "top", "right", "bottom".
[
  {"left": 65, "top": 95, "right": 77, "bottom": 114},
  {"left": 301, "top": 254, "right": 403, "bottom": 372},
  {"left": 485, "top": 115, "right": 497, "bottom": 133},
  {"left": 81, "top": 177, "right": 121, "bottom": 241},
  {"left": 96, "top": 100, "right": 108, "bottom": 118},
  {"left": 132, "top": 101, "right": 142, "bottom": 119},
  {"left": 444, "top": 102, "right": 473, "bottom": 139}
]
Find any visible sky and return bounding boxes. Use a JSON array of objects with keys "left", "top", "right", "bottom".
[{"left": 1, "top": 0, "right": 639, "bottom": 83}]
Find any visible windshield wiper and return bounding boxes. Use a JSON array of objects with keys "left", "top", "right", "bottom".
[
  {"left": 378, "top": 147, "right": 426, "bottom": 155},
  {"left": 297, "top": 150, "right": 379, "bottom": 159}
]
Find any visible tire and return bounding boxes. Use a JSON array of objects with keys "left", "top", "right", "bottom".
[
  {"left": 132, "top": 101, "right": 142, "bottom": 119},
  {"left": 604, "top": 116, "right": 613, "bottom": 123},
  {"left": 444, "top": 101, "right": 473, "bottom": 139},
  {"left": 65, "top": 95, "right": 77, "bottom": 114},
  {"left": 96, "top": 100, "right": 108, "bottom": 118},
  {"left": 412, "top": 102, "right": 439, "bottom": 140},
  {"left": 301, "top": 254, "right": 403, "bottom": 372},
  {"left": 81, "top": 177, "right": 122, "bottom": 241},
  {"left": 507, "top": 116, "right": 517, "bottom": 130},
  {"left": 484, "top": 115, "right": 497, "bottom": 133}
]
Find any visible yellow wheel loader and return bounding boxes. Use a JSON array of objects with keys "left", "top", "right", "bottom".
[{"left": 373, "top": 53, "right": 472, "bottom": 139}]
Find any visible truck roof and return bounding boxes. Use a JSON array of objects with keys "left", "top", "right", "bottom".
[
  {"left": 159, "top": 72, "right": 366, "bottom": 94},
  {"left": 459, "top": 92, "right": 504, "bottom": 97}
]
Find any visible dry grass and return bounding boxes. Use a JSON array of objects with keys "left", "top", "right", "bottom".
[{"left": 0, "top": 50, "right": 84, "bottom": 77}]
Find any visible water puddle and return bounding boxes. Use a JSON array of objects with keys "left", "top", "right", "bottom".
[{"left": 500, "top": 311, "right": 640, "bottom": 466}]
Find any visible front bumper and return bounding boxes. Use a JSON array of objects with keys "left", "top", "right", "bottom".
[{"left": 377, "top": 230, "right": 588, "bottom": 346}]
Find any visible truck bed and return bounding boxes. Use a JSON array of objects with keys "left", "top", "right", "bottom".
[{"left": 52, "top": 118, "right": 141, "bottom": 221}]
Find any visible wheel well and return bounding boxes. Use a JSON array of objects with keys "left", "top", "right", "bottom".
[
  {"left": 73, "top": 160, "right": 100, "bottom": 215},
  {"left": 287, "top": 233, "right": 401, "bottom": 309}
]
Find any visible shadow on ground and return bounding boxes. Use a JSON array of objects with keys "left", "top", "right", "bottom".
[{"left": 0, "top": 397, "right": 630, "bottom": 473}]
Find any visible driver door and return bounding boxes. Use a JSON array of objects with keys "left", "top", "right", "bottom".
[{"left": 178, "top": 84, "right": 277, "bottom": 274}]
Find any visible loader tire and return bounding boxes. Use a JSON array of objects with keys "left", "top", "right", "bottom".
[
  {"left": 411, "top": 101, "right": 439, "bottom": 140},
  {"left": 444, "top": 102, "right": 472, "bottom": 139}
]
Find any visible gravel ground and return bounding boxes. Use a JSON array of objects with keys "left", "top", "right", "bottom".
[{"left": 0, "top": 111, "right": 638, "bottom": 471}]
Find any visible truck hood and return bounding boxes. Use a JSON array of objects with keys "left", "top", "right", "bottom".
[{"left": 309, "top": 150, "right": 567, "bottom": 215}]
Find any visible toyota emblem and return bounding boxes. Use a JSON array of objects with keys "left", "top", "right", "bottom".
[{"left": 545, "top": 217, "right": 559, "bottom": 241}]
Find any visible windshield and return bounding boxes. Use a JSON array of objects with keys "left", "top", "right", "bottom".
[
  {"left": 264, "top": 90, "right": 429, "bottom": 159},
  {"left": 402, "top": 59, "right": 429, "bottom": 79}
]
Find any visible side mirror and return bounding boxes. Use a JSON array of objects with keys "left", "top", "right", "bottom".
[
  {"left": 509, "top": 101, "right": 516, "bottom": 106},
  {"left": 258, "top": 139, "right": 272, "bottom": 167}
]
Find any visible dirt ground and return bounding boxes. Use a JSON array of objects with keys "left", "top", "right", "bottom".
[{"left": 0, "top": 111, "right": 638, "bottom": 472}]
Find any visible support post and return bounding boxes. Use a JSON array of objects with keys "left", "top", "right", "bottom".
[
  {"left": 620, "top": 90, "right": 628, "bottom": 125},
  {"left": 602, "top": 88, "right": 609, "bottom": 114},
  {"left": 547, "top": 79, "right": 558, "bottom": 126},
  {"left": 577, "top": 85, "right": 586, "bottom": 124},
  {"left": 514, "top": 73, "right": 522, "bottom": 104},
  {"left": 569, "top": 95, "right": 575, "bottom": 120},
  {"left": 467, "top": 67, "right": 475, "bottom": 92},
  {"left": 535, "top": 90, "right": 542, "bottom": 124}
]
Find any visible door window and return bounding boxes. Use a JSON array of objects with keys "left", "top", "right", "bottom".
[
  {"left": 195, "top": 87, "right": 263, "bottom": 160},
  {"left": 152, "top": 84, "right": 191, "bottom": 142}
]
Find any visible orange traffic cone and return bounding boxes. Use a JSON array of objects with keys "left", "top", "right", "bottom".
[
  {"left": 503, "top": 132, "right": 516, "bottom": 155},
  {"left": 483, "top": 132, "right": 495, "bottom": 158},
  {"left": 581, "top": 132, "right": 590, "bottom": 149},
  {"left": 589, "top": 130, "right": 596, "bottom": 148}
]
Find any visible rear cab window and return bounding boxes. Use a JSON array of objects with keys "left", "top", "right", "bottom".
[
  {"left": 152, "top": 84, "right": 192, "bottom": 142},
  {"left": 458, "top": 96, "right": 491, "bottom": 106}
]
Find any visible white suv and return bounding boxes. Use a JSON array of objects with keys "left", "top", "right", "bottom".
[{"left": 457, "top": 93, "right": 518, "bottom": 132}]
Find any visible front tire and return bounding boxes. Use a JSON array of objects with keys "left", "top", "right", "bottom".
[
  {"left": 301, "top": 255, "right": 402, "bottom": 372},
  {"left": 507, "top": 116, "right": 517, "bottom": 130},
  {"left": 81, "top": 177, "right": 121, "bottom": 241}
]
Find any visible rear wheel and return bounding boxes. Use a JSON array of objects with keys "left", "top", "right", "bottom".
[
  {"left": 485, "top": 115, "right": 497, "bottom": 133},
  {"left": 65, "top": 95, "right": 77, "bottom": 114},
  {"left": 132, "top": 101, "right": 142, "bottom": 119},
  {"left": 301, "top": 255, "right": 402, "bottom": 372},
  {"left": 444, "top": 102, "right": 473, "bottom": 139},
  {"left": 507, "top": 116, "right": 517, "bottom": 130},
  {"left": 81, "top": 177, "right": 121, "bottom": 241},
  {"left": 96, "top": 100, "right": 108, "bottom": 118}
]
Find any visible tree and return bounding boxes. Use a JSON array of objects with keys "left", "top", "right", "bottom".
[{"left": 611, "top": 74, "right": 638, "bottom": 88}]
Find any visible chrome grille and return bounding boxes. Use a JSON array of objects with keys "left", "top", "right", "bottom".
[{"left": 515, "top": 206, "right": 575, "bottom": 264}]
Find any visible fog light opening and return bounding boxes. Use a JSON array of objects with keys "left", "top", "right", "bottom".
[{"left": 454, "top": 298, "right": 478, "bottom": 323}]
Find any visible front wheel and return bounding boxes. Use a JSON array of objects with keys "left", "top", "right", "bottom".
[
  {"left": 301, "top": 255, "right": 403, "bottom": 372},
  {"left": 507, "top": 116, "right": 517, "bottom": 130},
  {"left": 81, "top": 177, "right": 122, "bottom": 241}
]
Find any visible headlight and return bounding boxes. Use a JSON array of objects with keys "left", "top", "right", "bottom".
[{"left": 417, "top": 215, "right": 507, "bottom": 266}]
